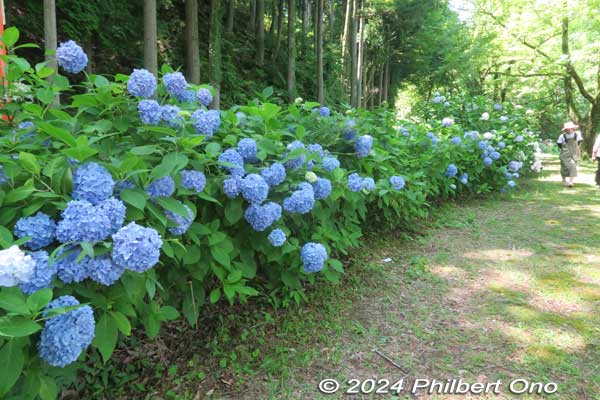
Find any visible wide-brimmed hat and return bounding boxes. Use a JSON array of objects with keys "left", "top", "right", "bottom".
[{"left": 562, "top": 121, "right": 579, "bottom": 130}]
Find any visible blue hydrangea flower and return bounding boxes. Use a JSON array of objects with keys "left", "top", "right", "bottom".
[
  {"left": 241, "top": 174, "right": 269, "bottom": 204},
  {"left": 507, "top": 180, "right": 516, "bottom": 188},
  {"left": 480, "top": 151, "right": 489, "bottom": 159},
  {"left": 445, "top": 164, "right": 458, "bottom": 178},
  {"left": 39, "top": 295, "right": 95, "bottom": 367},
  {"left": 312, "top": 178, "right": 332, "bottom": 200},
  {"left": 450, "top": 136, "right": 462, "bottom": 145},
  {"left": 322, "top": 157, "right": 340, "bottom": 172},
  {"left": 97, "top": 197, "right": 126, "bottom": 234},
  {"left": 181, "top": 170, "right": 206, "bottom": 193},
  {"left": 513, "top": 172, "right": 520, "bottom": 179},
  {"left": 389, "top": 176, "right": 405, "bottom": 190},
  {"left": 114, "top": 180, "right": 136, "bottom": 196},
  {"left": 238, "top": 138, "right": 258, "bottom": 163},
  {"left": 261, "top": 163, "right": 286, "bottom": 186},
  {"left": 20, "top": 251, "right": 56, "bottom": 294},
  {"left": 460, "top": 173, "right": 468, "bottom": 185},
  {"left": 192, "top": 109, "right": 221, "bottom": 137},
  {"left": 72, "top": 162, "right": 115, "bottom": 205},
  {"left": 483, "top": 157, "right": 493, "bottom": 167},
  {"left": 284, "top": 140, "right": 306, "bottom": 170},
  {"left": 55, "top": 247, "right": 89, "bottom": 284},
  {"left": 283, "top": 183, "right": 315, "bottom": 214},
  {"left": 355, "top": 135, "right": 373, "bottom": 158},
  {"left": 515, "top": 135, "right": 524, "bottom": 143},
  {"left": 343, "top": 120, "right": 357, "bottom": 141},
  {"left": 56, "top": 201, "right": 112, "bottom": 243},
  {"left": 223, "top": 175, "right": 243, "bottom": 198},
  {"left": 236, "top": 111, "right": 247, "bottom": 126},
  {"left": 301, "top": 242, "right": 328, "bottom": 273},
  {"left": 362, "top": 177, "right": 375, "bottom": 192},
  {"left": 477, "top": 141, "right": 488, "bottom": 150},
  {"left": 244, "top": 202, "right": 282, "bottom": 231},
  {"left": 498, "top": 142, "right": 506, "bottom": 149},
  {"left": 163, "top": 72, "right": 187, "bottom": 97},
  {"left": 127, "top": 68, "right": 157, "bottom": 98},
  {"left": 490, "top": 151, "right": 501, "bottom": 160},
  {"left": 112, "top": 222, "right": 163, "bottom": 273},
  {"left": 67, "top": 157, "right": 80, "bottom": 166},
  {"left": 500, "top": 115, "right": 509, "bottom": 122},
  {"left": 487, "top": 145, "right": 495, "bottom": 153},
  {"left": 347, "top": 173, "right": 363, "bottom": 192},
  {"left": 14, "top": 212, "right": 57, "bottom": 250},
  {"left": 508, "top": 161, "right": 522, "bottom": 172},
  {"left": 146, "top": 176, "right": 175, "bottom": 199},
  {"left": 319, "top": 106, "right": 330, "bottom": 117},
  {"left": 160, "top": 105, "right": 183, "bottom": 128},
  {"left": 197, "top": 88, "right": 213, "bottom": 106},
  {"left": 56, "top": 40, "right": 88, "bottom": 74},
  {"left": 138, "top": 100, "right": 161, "bottom": 125},
  {"left": 86, "top": 255, "right": 125, "bottom": 286},
  {"left": 441, "top": 117, "right": 454, "bottom": 127},
  {"left": 307, "top": 143, "right": 325, "bottom": 158},
  {"left": 176, "top": 88, "right": 196, "bottom": 104},
  {"left": 268, "top": 229, "right": 286, "bottom": 247},
  {"left": 18, "top": 121, "right": 36, "bottom": 139},
  {"left": 427, "top": 132, "right": 438, "bottom": 145},
  {"left": 164, "top": 203, "right": 194, "bottom": 235},
  {"left": 218, "top": 149, "right": 245, "bottom": 176},
  {"left": 494, "top": 103, "right": 503, "bottom": 111}
]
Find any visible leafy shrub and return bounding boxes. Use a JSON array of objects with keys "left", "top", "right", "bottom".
[{"left": 0, "top": 28, "right": 539, "bottom": 398}]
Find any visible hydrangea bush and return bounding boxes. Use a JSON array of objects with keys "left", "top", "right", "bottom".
[{"left": 0, "top": 30, "right": 540, "bottom": 398}]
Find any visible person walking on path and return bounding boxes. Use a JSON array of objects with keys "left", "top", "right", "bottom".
[
  {"left": 593, "top": 134, "right": 600, "bottom": 187},
  {"left": 557, "top": 121, "right": 583, "bottom": 188}
]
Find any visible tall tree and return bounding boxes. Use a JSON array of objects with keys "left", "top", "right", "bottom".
[
  {"left": 250, "top": 0, "right": 256, "bottom": 35},
  {"left": 226, "top": 0, "right": 235, "bottom": 34},
  {"left": 256, "top": 0, "right": 265, "bottom": 66},
  {"left": 287, "top": 0, "right": 297, "bottom": 101},
  {"left": 144, "top": 0, "right": 158, "bottom": 75},
  {"left": 349, "top": 0, "right": 358, "bottom": 106},
  {"left": 272, "top": 0, "right": 284, "bottom": 61},
  {"left": 43, "top": 0, "right": 58, "bottom": 106},
  {"left": 316, "top": 0, "right": 324, "bottom": 103},
  {"left": 209, "top": 0, "right": 223, "bottom": 109},
  {"left": 185, "top": 0, "right": 201, "bottom": 83}
]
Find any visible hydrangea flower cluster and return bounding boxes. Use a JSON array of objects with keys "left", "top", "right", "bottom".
[
  {"left": 500, "top": 116, "right": 509, "bottom": 122},
  {"left": 72, "top": 162, "right": 115, "bottom": 205},
  {"left": 426, "top": 132, "right": 438, "bottom": 145},
  {"left": 483, "top": 157, "right": 493, "bottom": 167},
  {"left": 223, "top": 175, "right": 243, "bottom": 198},
  {"left": 165, "top": 204, "right": 194, "bottom": 235},
  {"left": 138, "top": 100, "right": 161, "bottom": 125},
  {"left": 238, "top": 138, "right": 258, "bottom": 163},
  {"left": 192, "top": 109, "right": 221, "bottom": 137},
  {"left": 219, "top": 149, "right": 245, "bottom": 176},
  {"left": 451, "top": 136, "right": 462, "bottom": 145},
  {"left": 160, "top": 105, "right": 182, "bottom": 128},
  {"left": 268, "top": 229, "right": 286, "bottom": 247},
  {"left": 442, "top": 117, "right": 454, "bottom": 127},
  {"left": 261, "top": 163, "right": 286, "bottom": 186},
  {"left": 20, "top": 251, "right": 56, "bottom": 294},
  {"left": 284, "top": 140, "right": 306, "bottom": 170},
  {"left": 163, "top": 72, "right": 187, "bottom": 97},
  {"left": 343, "top": 119, "right": 357, "bottom": 141},
  {"left": 283, "top": 183, "right": 315, "bottom": 214},
  {"left": 176, "top": 88, "right": 196, "bottom": 104},
  {"left": 362, "top": 177, "right": 375, "bottom": 192},
  {"left": 147, "top": 176, "right": 175, "bottom": 199},
  {"left": 480, "top": 112, "right": 490, "bottom": 121},
  {"left": 319, "top": 106, "right": 330, "bottom": 117},
  {"left": 446, "top": 164, "right": 458, "bottom": 178},
  {"left": 197, "top": 88, "right": 213, "bottom": 106},
  {"left": 86, "top": 256, "right": 126, "bottom": 286},
  {"left": 322, "top": 157, "right": 340, "bottom": 172},
  {"left": 39, "top": 295, "right": 95, "bottom": 367},
  {"left": 355, "top": 135, "right": 373, "bottom": 158},
  {"left": 244, "top": 202, "right": 282, "bottom": 231},
  {"left": 241, "top": 174, "right": 269, "bottom": 204},
  {"left": 56, "top": 40, "right": 88, "bottom": 74},
  {"left": 0, "top": 246, "right": 35, "bottom": 287},
  {"left": 14, "top": 212, "right": 57, "bottom": 250},
  {"left": 127, "top": 68, "right": 157, "bottom": 98},
  {"left": 301, "top": 243, "right": 328, "bottom": 273},
  {"left": 312, "top": 178, "right": 332, "bottom": 200},
  {"left": 347, "top": 173, "right": 363, "bottom": 192},
  {"left": 112, "top": 222, "right": 163, "bottom": 273},
  {"left": 56, "top": 200, "right": 113, "bottom": 243},
  {"left": 389, "top": 176, "right": 405, "bottom": 190},
  {"left": 460, "top": 173, "right": 469, "bottom": 185},
  {"left": 55, "top": 247, "right": 89, "bottom": 283},
  {"left": 181, "top": 170, "right": 206, "bottom": 193}
]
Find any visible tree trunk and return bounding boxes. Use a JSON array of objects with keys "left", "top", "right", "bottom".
[
  {"left": 287, "top": 0, "right": 296, "bottom": 102},
  {"left": 377, "top": 64, "right": 383, "bottom": 106},
  {"left": 185, "top": 0, "right": 201, "bottom": 83},
  {"left": 226, "top": 0, "right": 235, "bottom": 34},
  {"left": 383, "top": 55, "right": 390, "bottom": 103},
  {"left": 209, "top": 0, "right": 222, "bottom": 109},
  {"left": 356, "top": 1, "right": 365, "bottom": 107},
  {"left": 301, "top": 0, "right": 307, "bottom": 38},
  {"left": 43, "top": 0, "right": 59, "bottom": 106},
  {"left": 328, "top": 0, "right": 335, "bottom": 42},
  {"left": 144, "top": 0, "right": 158, "bottom": 75},
  {"left": 272, "top": 0, "right": 284, "bottom": 61},
  {"left": 85, "top": 40, "right": 94, "bottom": 74},
  {"left": 341, "top": 0, "right": 351, "bottom": 71},
  {"left": 250, "top": 0, "right": 256, "bottom": 34},
  {"left": 316, "top": 0, "right": 324, "bottom": 104},
  {"left": 349, "top": 0, "right": 358, "bottom": 106},
  {"left": 256, "top": 0, "right": 265, "bottom": 66}
]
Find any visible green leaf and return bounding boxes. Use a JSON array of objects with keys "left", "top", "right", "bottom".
[
  {"left": 209, "top": 288, "right": 221, "bottom": 304},
  {"left": 0, "top": 226, "right": 13, "bottom": 249},
  {"left": 131, "top": 145, "right": 161, "bottom": 156},
  {"left": 109, "top": 311, "right": 131, "bottom": 336},
  {"left": 80, "top": 241, "right": 95, "bottom": 259},
  {"left": 36, "top": 121, "right": 77, "bottom": 147},
  {"left": 158, "top": 306, "right": 179, "bottom": 321},
  {"left": 210, "top": 246, "right": 230, "bottom": 268},
  {"left": 0, "top": 340, "right": 24, "bottom": 395},
  {"left": 0, "top": 316, "right": 42, "bottom": 337},
  {"left": 0, "top": 291, "right": 29, "bottom": 314},
  {"left": 226, "top": 270, "right": 242, "bottom": 284},
  {"left": 157, "top": 197, "right": 190, "bottom": 218},
  {"left": 4, "top": 185, "right": 35, "bottom": 205},
  {"left": 18, "top": 152, "right": 41, "bottom": 174},
  {"left": 38, "top": 375, "right": 57, "bottom": 400},
  {"left": 260, "top": 103, "right": 281, "bottom": 120},
  {"left": 61, "top": 146, "right": 98, "bottom": 162},
  {"left": 223, "top": 284, "right": 236, "bottom": 302},
  {"left": 26, "top": 289, "right": 53, "bottom": 313},
  {"left": 92, "top": 313, "right": 118, "bottom": 363},
  {"left": 36, "top": 88, "right": 54, "bottom": 105},
  {"left": 2, "top": 27, "right": 20, "bottom": 48},
  {"left": 224, "top": 199, "right": 243, "bottom": 224},
  {"left": 120, "top": 189, "right": 147, "bottom": 211},
  {"left": 205, "top": 142, "right": 222, "bottom": 157}
]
